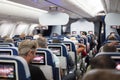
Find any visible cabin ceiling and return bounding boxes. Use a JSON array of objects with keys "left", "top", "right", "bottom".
[
  {"left": 101, "top": 0, "right": 120, "bottom": 14},
  {"left": 8, "top": 0, "right": 92, "bottom": 18},
  {"left": 1, "top": 0, "right": 120, "bottom": 22}
]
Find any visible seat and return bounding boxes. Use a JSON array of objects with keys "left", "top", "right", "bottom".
[
  {"left": 0, "top": 47, "right": 18, "bottom": 55},
  {"left": 25, "top": 36, "right": 33, "bottom": 40},
  {"left": 0, "top": 55, "right": 30, "bottom": 80},
  {"left": 31, "top": 48, "right": 61, "bottom": 80},
  {"left": 95, "top": 52, "right": 120, "bottom": 57},
  {"left": 116, "top": 45, "right": 120, "bottom": 52},
  {"left": 47, "top": 43, "right": 73, "bottom": 76},
  {"left": 62, "top": 41, "right": 77, "bottom": 69},
  {"left": 0, "top": 43, "right": 15, "bottom": 47},
  {"left": 48, "top": 43, "right": 68, "bottom": 70}
]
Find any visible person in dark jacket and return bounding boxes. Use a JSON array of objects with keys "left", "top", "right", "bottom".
[{"left": 18, "top": 39, "right": 47, "bottom": 80}]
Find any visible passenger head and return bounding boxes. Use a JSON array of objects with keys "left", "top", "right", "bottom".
[
  {"left": 107, "top": 35, "right": 117, "bottom": 40},
  {"left": 18, "top": 40, "right": 37, "bottom": 63},
  {"left": 4, "top": 38, "right": 14, "bottom": 43},
  {"left": 90, "top": 55, "right": 116, "bottom": 69},
  {"left": 103, "top": 43, "right": 117, "bottom": 52},
  {"left": 36, "top": 36, "right": 47, "bottom": 48},
  {"left": 2, "top": 35, "right": 9, "bottom": 39},
  {"left": 82, "top": 69, "right": 120, "bottom": 80},
  {"left": 20, "top": 33, "right": 25, "bottom": 39},
  {"left": 82, "top": 31, "right": 87, "bottom": 36}
]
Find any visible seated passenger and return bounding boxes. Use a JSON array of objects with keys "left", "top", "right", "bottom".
[
  {"left": 82, "top": 69, "right": 120, "bottom": 80},
  {"left": 107, "top": 35, "right": 117, "bottom": 40},
  {"left": 89, "top": 55, "right": 116, "bottom": 70},
  {"left": 99, "top": 43, "right": 117, "bottom": 52},
  {"left": 18, "top": 40, "right": 47, "bottom": 80},
  {"left": 107, "top": 32, "right": 118, "bottom": 40},
  {"left": 4, "top": 38, "right": 14, "bottom": 43},
  {"left": 36, "top": 37, "right": 60, "bottom": 67},
  {"left": 20, "top": 33, "right": 26, "bottom": 40}
]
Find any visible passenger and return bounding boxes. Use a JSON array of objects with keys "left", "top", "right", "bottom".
[
  {"left": 102, "top": 43, "right": 117, "bottom": 52},
  {"left": 99, "top": 42, "right": 117, "bottom": 52},
  {"left": 20, "top": 33, "right": 26, "bottom": 40},
  {"left": 36, "top": 37, "right": 61, "bottom": 78},
  {"left": 81, "top": 31, "right": 87, "bottom": 38},
  {"left": 82, "top": 69, "right": 120, "bottom": 80},
  {"left": 89, "top": 34, "right": 98, "bottom": 51},
  {"left": 4, "top": 38, "right": 14, "bottom": 43},
  {"left": 33, "top": 34, "right": 40, "bottom": 39},
  {"left": 90, "top": 55, "right": 116, "bottom": 69},
  {"left": 36, "top": 36, "right": 47, "bottom": 48},
  {"left": 33, "top": 33, "right": 43, "bottom": 40},
  {"left": 107, "top": 35, "right": 117, "bottom": 40},
  {"left": 77, "top": 43, "right": 87, "bottom": 57},
  {"left": 86, "top": 43, "right": 117, "bottom": 71},
  {"left": 107, "top": 32, "right": 117, "bottom": 40},
  {"left": 2, "top": 35, "right": 9, "bottom": 40},
  {"left": 36, "top": 37, "right": 60, "bottom": 67},
  {"left": 18, "top": 40, "right": 47, "bottom": 80}
]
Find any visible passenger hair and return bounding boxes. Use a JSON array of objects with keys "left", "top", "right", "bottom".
[
  {"left": 18, "top": 40, "right": 37, "bottom": 56},
  {"left": 103, "top": 43, "right": 117, "bottom": 52},
  {"left": 36, "top": 36, "right": 47, "bottom": 48},
  {"left": 4, "top": 38, "right": 14, "bottom": 43},
  {"left": 82, "top": 69, "right": 120, "bottom": 80},
  {"left": 107, "top": 35, "right": 117, "bottom": 40},
  {"left": 90, "top": 55, "right": 116, "bottom": 69}
]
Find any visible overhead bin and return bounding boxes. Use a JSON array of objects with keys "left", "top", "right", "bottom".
[{"left": 0, "top": 0, "right": 47, "bottom": 23}]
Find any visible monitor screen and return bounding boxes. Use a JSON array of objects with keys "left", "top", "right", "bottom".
[
  {"left": 32, "top": 52, "right": 45, "bottom": 65},
  {"left": 111, "top": 56, "right": 120, "bottom": 70},
  {"left": 0, "top": 51, "right": 11, "bottom": 55},
  {"left": 64, "top": 43, "right": 71, "bottom": 52},
  {"left": 0, "top": 62, "right": 16, "bottom": 80},
  {"left": 117, "top": 48, "right": 120, "bottom": 52},
  {"left": 25, "top": 36, "right": 33, "bottom": 40},
  {"left": 48, "top": 46, "right": 61, "bottom": 56}
]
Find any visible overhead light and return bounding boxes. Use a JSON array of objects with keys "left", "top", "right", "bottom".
[
  {"left": 32, "top": 0, "right": 38, "bottom": 3},
  {"left": 68, "top": 0, "right": 104, "bottom": 17},
  {"left": 49, "top": 6, "right": 58, "bottom": 11}
]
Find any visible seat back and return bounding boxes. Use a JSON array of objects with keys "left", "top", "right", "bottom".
[
  {"left": 0, "top": 55, "right": 30, "bottom": 80},
  {"left": 0, "top": 47, "right": 18, "bottom": 56},
  {"left": 47, "top": 43, "right": 68, "bottom": 70},
  {"left": 31, "top": 48, "right": 60, "bottom": 80},
  {"left": 116, "top": 45, "right": 120, "bottom": 52},
  {"left": 25, "top": 36, "right": 33, "bottom": 40},
  {"left": 0, "top": 43, "right": 15, "bottom": 47},
  {"left": 62, "top": 41, "right": 77, "bottom": 68}
]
